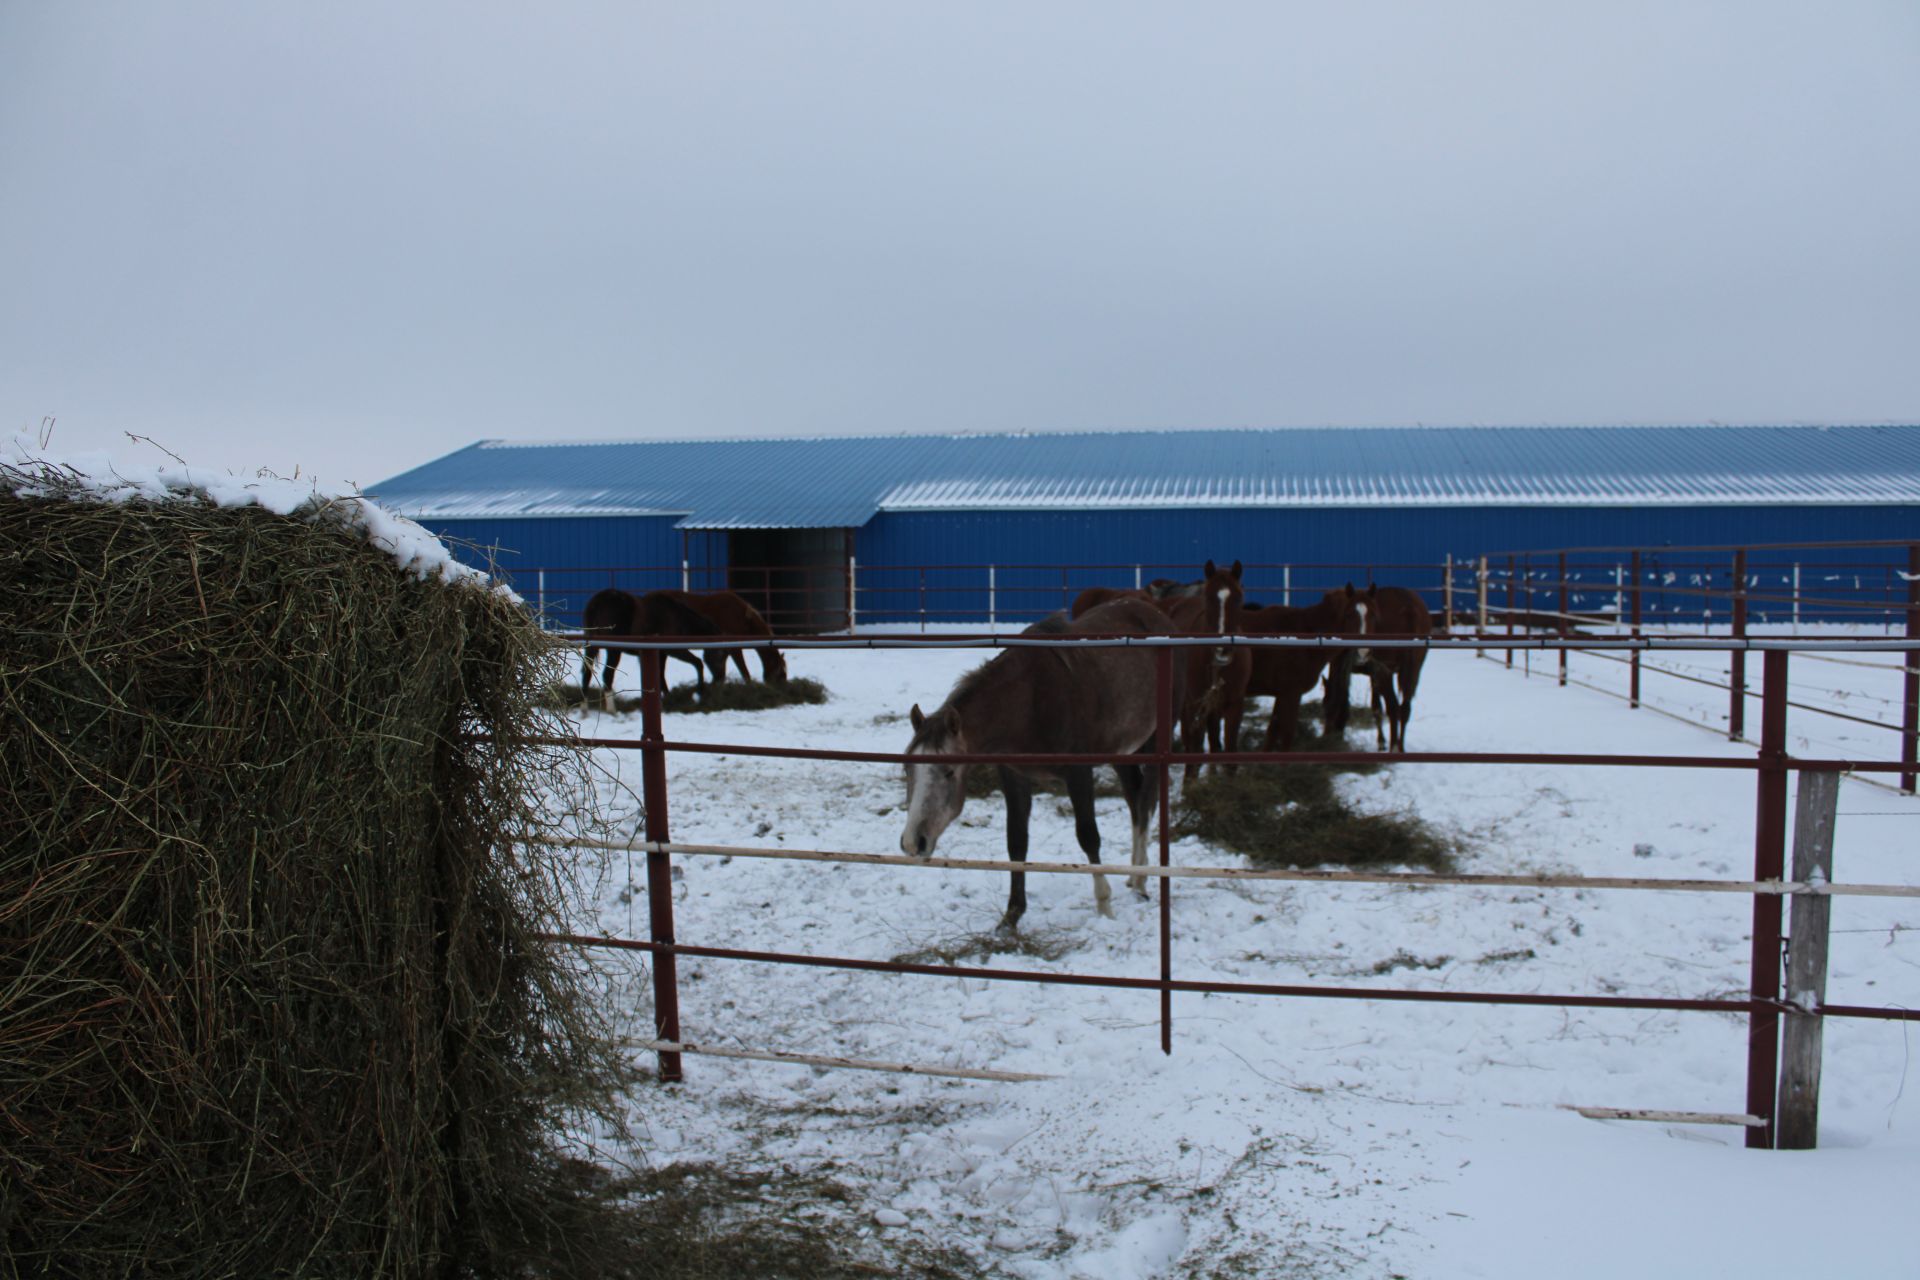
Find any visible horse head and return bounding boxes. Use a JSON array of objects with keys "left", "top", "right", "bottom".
[
  {"left": 900, "top": 702, "right": 967, "bottom": 857},
  {"left": 761, "top": 644, "right": 789, "bottom": 684},
  {"left": 1201, "top": 559, "right": 1245, "bottom": 667}
]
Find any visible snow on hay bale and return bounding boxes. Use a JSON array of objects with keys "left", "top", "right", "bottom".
[{"left": 0, "top": 438, "right": 640, "bottom": 1276}]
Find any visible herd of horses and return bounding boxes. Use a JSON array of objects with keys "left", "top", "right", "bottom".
[
  {"left": 579, "top": 587, "right": 787, "bottom": 709},
  {"left": 578, "top": 568, "right": 1435, "bottom": 932},
  {"left": 900, "top": 562, "right": 1436, "bottom": 928}
]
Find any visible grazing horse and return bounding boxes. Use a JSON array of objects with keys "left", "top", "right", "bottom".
[
  {"left": 1240, "top": 585, "right": 1372, "bottom": 751},
  {"left": 898, "top": 599, "right": 1183, "bottom": 932},
  {"left": 1327, "top": 586, "right": 1432, "bottom": 751},
  {"left": 581, "top": 588, "right": 719, "bottom": 711},
  {"left": 648, "top": 589, "right": 790, "bottom": 687},
  {"left": 1159, "top": 560, "right": 1252, "bottom": 777}
]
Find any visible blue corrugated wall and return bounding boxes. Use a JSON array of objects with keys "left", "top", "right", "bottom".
[{"left": 416, "top": 505, "right": 1918, "bottom": 628}]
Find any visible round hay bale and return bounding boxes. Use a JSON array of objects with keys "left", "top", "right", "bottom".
[{"left": 0, "top": 455, "right": 637, "bottom": 1277}]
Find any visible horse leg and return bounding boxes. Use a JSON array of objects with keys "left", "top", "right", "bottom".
[
  {"left": 704, "top": 649, "right": 728, "bottom": 684},
  {"left": 1220, "top": 672, "right": 1246, "bottom": 773},
  {"left": 600, "top": 647, "right": 622, "bottom": 713},
  {"left": 1115, "top": 759, "right": 1154, "bottom": 898},
  {"left": 1064, "top": 766, "right": 1111, "bottom": 918},
  {"left": 998, "top": 767, "right": 1033, "bottom": 933},
  {"left": 1375, "top": 678, "right": 1402, "bottom": 752},
  {"left": 1370, "top": 675, "right": 1389, "bottom": 749},
  {"left": 1267, "top": 693, "right": 1300, "bottom": 752},
  {"left": 582, "top": 645, "right": 598, "bottom": 704}
]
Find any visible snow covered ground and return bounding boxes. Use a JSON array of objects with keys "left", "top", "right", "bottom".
[{"left": 567, "top": 639, "right": 1916, "bottom": 1278}]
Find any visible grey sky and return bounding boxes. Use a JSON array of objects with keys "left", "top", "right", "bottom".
[{"left": 4, "top": 2, "right": 1916, "bottom": 490}]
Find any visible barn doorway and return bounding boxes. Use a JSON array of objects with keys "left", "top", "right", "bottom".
[{"left": 725, "top": 529, "right": 850, "bottom": 633}]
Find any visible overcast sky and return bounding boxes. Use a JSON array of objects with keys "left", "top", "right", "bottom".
[{"left": 3, "top": 2, "right": 1916, "bottom": 490}]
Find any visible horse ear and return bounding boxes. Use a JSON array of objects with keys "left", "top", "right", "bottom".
[
  {"left": 1231, "top": 559, "right": 1243, "bottom": 581},
  {"left": 1366, "top": 583, "right": 1378, "bottom": 598},
  {"left": 1204, "top": 559, "right": 1217, "bottom": 578},
  {"left": 910, "top": 704, "right": 925, "bottom": 731},
  {"left": 1344, "top": 581, "right": 1356, "bottom": 597},
  {"left": 940, "top": 705, "right": 961, "bottom": 736}
]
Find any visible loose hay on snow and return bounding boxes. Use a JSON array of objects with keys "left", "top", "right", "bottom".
[
  {"left": 1175, "top": 702, "right": 1459, "bottom": 874},
  {"left": 0, "top": 462, "right": 650, "bottom": 1277},
  {"left": 545, "top": 677, "right": 829, "bottom": 715}
]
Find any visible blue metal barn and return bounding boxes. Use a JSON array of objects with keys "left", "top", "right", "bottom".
[{"left": 369, "top": 426, "right": 1920, "bottom": 629}]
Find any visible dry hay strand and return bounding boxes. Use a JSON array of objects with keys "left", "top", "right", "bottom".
[
  {"left": 0, "top": 465, "right": 648, "bottom": 1277},
  {"left": 1176, "top": 708, "right": 1458, "bottom": 874}
]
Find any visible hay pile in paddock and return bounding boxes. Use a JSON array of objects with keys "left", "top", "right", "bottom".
[
  {"left": 1176, "top": 700, "right": 1459, "bottom": 873},
  {"left": 547, "top": 676, "right": 828, "bottom": 715},
  {"left": 0, "top": 456, "right": 641, "bottom": 1277}
]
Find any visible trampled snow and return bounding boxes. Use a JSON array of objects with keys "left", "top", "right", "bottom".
[{"left": 567, "top": 639, "right": 1917, "bottom": 1277}]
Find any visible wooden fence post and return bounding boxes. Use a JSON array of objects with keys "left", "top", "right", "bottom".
[
  {"left": 1777, "top": 768, "right": 1839, "bottom": 1150},
  {"left": 1745, "top": 650, "right": 1790, "bottom": 1148},
  {"left": 641, "top": 649, "right": 684, "bottom": 1083}
]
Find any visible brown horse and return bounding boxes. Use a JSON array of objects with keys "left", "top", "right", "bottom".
[
  {"left": 1068, "top": 577, "right": 1202, "bottom": 620},
  {"left": 580, "top": 588, "right": 788, "bottom": 711},
  {"left": 581, "top": 588, "right": 717, "bottom": 711},
  {"left": 1327, "top": 586, "right": 1432, "bottom": 751},
  {"left": 648, "top": 589, "right": 789, "bottom": 686},
  {"left": 898, "top": 598, "right": 1183, "bottom": 932},
  {"left": 1159, "top": 560, "right": 1251, "bottom": 777},
  {"left": 1240, "top": 585, "right": 1371, "bottom": 751}
]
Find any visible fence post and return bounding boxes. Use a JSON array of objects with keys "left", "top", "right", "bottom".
[
  {"left": 919, "top": 567, "right": 928, "bottom": 633},
  {"left": 537, "top": 569, "right": 546, "bottom": 627},
  {"left": 681, "top": 558, "right": 690, "bottom": 592},
  {"left": 1904, "top": 545, "right": 1919, "bottom": 794},
  {"left": 1730, "top": 549, "right": 1748, "bottom": 741},
  {"left": 1792, "top": 563, "right": 1801, "bottom": 629},
  {"left": 1614, "top": 562, "right": 1624, "bottom": 625},
  {"left": 1283, "top": 564, "right": 1292, "bottom": 608},
  {"left": 1630, "top": 550, "right": 1642, "bottom": 709},
  {"left": 1475, "top": 556, "right": 1489, "bottom": 658},
  {"left": 1506, "top": 554, "right": 1516, "bottom": 669},
  {"left": 1135, "top": 564, "right": 1143, "bottom": 591},
  {"left": 847, "top": 556, "right": 859, "bottom": 632},
  {"left": 1443, "top": 554, "right": 1453, "bottom": 631},
  {"left": 641, "top": 649, "right": 684, "bottom": 1083},
  {"left": 1557, "top": 552, "right": 1568, "bottom": 687},
  {"left": 988, "top": 564, "right": 997, "bottom": 629},
  {"left": 1156, "top": 644, "right": 1174, "bottom": 1056},
  {"left": 1777, "top": 768, "right": 1839, "bottom": 1150},
  {"left": 1745, "top": 650, "right": 1790, "bottom": 1148}
]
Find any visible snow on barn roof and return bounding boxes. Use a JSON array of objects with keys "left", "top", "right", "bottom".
[{"left": 369, "top": 425, "right": 1920, "bottom": 528}]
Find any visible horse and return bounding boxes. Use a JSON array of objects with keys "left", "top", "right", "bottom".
[
  {"left": 648, "top": 589, "right": 789, "bottom": 686},
  {"left": 1239, "top": 585, "right": 1372, "bottom": 751},
  {"left": 1158, "top": 559, "right": 1251, "bottom": 778},
  {"left": 580, "top": 588, "right": 718, "bottom": 710},
  {"left": 1068, "top": 577, "right": 1203, "bottom": 620},
  {"left": 898, "top": 598, "right": 1184, "bottom": 932},
  {"left": 1326, "top": 585, "right": 1432, "bottom": 751}
]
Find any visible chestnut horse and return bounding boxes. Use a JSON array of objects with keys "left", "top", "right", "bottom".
[
  {"left": 898, "top": 598, "right": 1183, "bottom": 932},
  {"left": 580, "top": 588, "right": 788, "bottom": 711},
  {"left": 1240, "top": 585, "right": 1372, "bottom": 751},
  {"left": 581, "top": 588, "right": 716, "bottom": 711},
  {"left": 1159, "top": 560, "right": 1251, "bottom": 778},
  {"left": 1327, "top": 585, "right": 1432, "bottom": 751},
  {"left": 1068, "top": 577, "right": 1202, "bottom": 620}
]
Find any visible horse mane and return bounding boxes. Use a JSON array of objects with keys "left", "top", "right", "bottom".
[{"left": 909, "top": 613, "right": 1072, "bottom": 750}]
